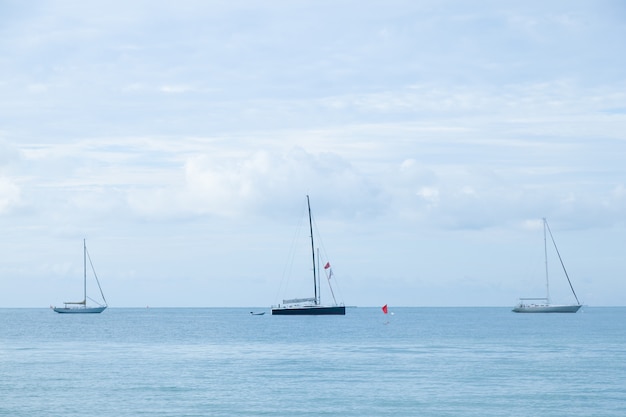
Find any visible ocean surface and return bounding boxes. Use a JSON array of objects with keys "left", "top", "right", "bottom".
[{"left": 1, "top": 307, "right": 624, "bottom": 416}]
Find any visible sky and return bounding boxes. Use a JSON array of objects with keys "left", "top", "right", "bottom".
[{"left": 1, "top": 0, "right": 625, "bottom": 308}]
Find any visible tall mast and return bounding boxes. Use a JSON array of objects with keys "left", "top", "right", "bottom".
[
  {"left": 543, "top": 218, "right": 550, "bottom": 303},
  {"left": 307, "top": 195, "right": 318, "bottom": 305},
  {"left": 83, "top": 238, "right": 87, "bottom": 304}
]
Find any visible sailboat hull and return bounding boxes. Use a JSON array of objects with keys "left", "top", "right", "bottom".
[
  {"left": 53, "top": 306, "right": 107, "bottom": 314},
  {"left": 272, "top": 305, "right": 346, "bottom": 316},
  {"left": 512, "top": 304, "right": 581, "bottom": 313}
]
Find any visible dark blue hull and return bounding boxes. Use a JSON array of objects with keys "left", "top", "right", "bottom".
[{"left": 271, "top": 305, "right": 346, "bottom": 315}]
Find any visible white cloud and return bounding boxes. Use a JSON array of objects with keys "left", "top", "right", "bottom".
[
  {"left": 0, "top": 177, "right": 20, "bottom": 213},
  {"left": 126, "top": 147, "right": 382, "bottom": 220},
  {"left": 27, "top": 83, "right": 49, "bottom": 93},
  {"left": 160, "top": 85, "right": 194, "bottom": 94}
]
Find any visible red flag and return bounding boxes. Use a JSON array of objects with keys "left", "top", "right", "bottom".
[
  {"left": 324, "top": 262, "right": 331, "bottom": 269},
  {"left": 382, "top": 304, "right": 388, "bottom": 314}
]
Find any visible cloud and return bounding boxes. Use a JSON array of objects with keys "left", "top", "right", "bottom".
[
  {"left": 127, "top": 147, "right": 382, "bottom": 220},
  {"left": 0, "top": 141, "right": 21, "bottom": 213},
  {"left": 0, "top": 177, "right": 20, "bottom": 213},
  {"left": 159, "top": 85, "right": 194, "bottom": 94},
  {"left": 27, "top": 83, "right": 49, "bottom": 93}
]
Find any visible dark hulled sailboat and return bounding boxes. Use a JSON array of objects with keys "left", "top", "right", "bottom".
[{"left": 272, "top": 196, "right": 345, "bottom": 316}]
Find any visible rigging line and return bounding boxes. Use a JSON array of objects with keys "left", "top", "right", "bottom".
[
  {"left": 545, "top": 220, "right": 580, "bottom": 305},
  {"left": 310, "top": 214, "right": 331, "bottom": 269},
  {"left": 86, "top": 247, "right": 108, "bottom": 306},
  {"left": 310, "top": 211, "right": 344, "bottom": 303},
  {"left": 329, "top": 269, "right": 345, "bottom": 303},
  {"left": 324, "top": 269, "right": 338, "bottom": 304},
  {"left": 86, "top": 295, "right": 105, "bottom": 307},
  {"left": 273, "top": 200, "right": 308, "bottom": 304}
]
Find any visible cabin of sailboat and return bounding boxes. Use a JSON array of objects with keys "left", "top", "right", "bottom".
[
  {"left": 272, "top": 196, "right": 346, "bottom": 316},
  {"left": 512, "top": 218, "right": 582, "bottom": 313},
  {"left": 53, "top": 239, "right": 108, "bottom": 314}
]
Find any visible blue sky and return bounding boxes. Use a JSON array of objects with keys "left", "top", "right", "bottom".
[{"left": 1, "top": 0, "right": 625, "bottom": 307}]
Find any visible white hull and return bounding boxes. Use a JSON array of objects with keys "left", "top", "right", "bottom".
[
  {"left": 512, "top": 304, "right": 581, "bottom": 313},
  {"left": 53, "top": 306, "right": 107, "bottom": 314}
]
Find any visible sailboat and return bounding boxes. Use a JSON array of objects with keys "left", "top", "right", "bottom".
[
  {"left": 512, "top": 218, "right": 582, "bottom": 313},
  {"left": 272, "top": 196, "right": 346, "bottom": 316},
  {"left": 53, "top": 239, "right": 108, "bottom": 314}
]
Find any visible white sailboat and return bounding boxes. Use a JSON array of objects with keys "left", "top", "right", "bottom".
[
  {"left": 512, "top": 218, "right": 582, "bottom": 313},
  {"left": 53, "top": 239, "right": 108, "bottom": 314},
  {"left": 272, "top": 195, "right": 345, "bottom": 316}
]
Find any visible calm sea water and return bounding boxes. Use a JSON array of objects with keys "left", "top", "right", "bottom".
[{"left": 1, "top": 307, "right": 624, "bottom": 416}]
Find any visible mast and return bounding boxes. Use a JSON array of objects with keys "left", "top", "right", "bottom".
[
  {"left": 543, "top": 218, "right": 550, "bottom": 303},
  {"left": 83, "top": 238, "right": 87, "bottom": 305},
  {"left": 307, "top": 195, "right": 318, "bottom": 305}
]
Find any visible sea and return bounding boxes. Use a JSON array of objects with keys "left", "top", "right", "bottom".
[{"left": 1, "top": 307, "right": 624, "bottom": 416}]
